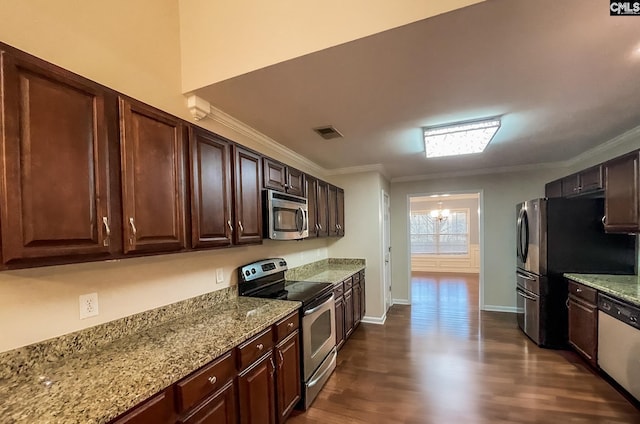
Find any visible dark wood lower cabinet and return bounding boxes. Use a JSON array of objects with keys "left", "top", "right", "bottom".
[
  {"left": 275, "top": 332, "right": 301, "bottom": 423},
  {"left": 179, "top": 381, "right": 237, "bottom": 424},
  {"left": 238, "top": 352, "right": 277, "bottom": 424},
  {"left": 568, "top": 296, "right": 598, "bottom": 367},
  {"left": 353, "top": 282, "right": 362, "bottom": 327},
  {"left": 111, "top": 388, "right": 175, "bottom": 424},
  {"left": 359, "top": 273, "right": 366, "bottom": 321},
  {"left": 344, "top": 288, "right": 354, "bottom": 339},
  {"left": 335, "top": 295, "right": 345, "bottom": 350}
]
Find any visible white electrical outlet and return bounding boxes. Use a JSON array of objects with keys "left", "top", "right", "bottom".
[
  {"left": 79, "top": 293, "right": 99, "bottom": 319},
  {"left": 216, "top": 268, "right": 224, "bottom": 284}
]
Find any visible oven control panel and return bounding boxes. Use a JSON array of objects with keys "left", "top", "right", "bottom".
[{"left": 239, "top": 258, "right": 288, "bottom": 283}]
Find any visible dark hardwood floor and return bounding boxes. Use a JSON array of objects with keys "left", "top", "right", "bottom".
[{"left": 288, "top": 272, "right": 640, "bottom": 423}]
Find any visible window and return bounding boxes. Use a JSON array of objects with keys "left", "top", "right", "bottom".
[{"left": 410, "top": 209, "right": 469, "bottom": 254}]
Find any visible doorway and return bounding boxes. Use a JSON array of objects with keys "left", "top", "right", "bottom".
[
  {"left": 407, "top": 192, "right": 483, "bottom": 309},
  {"left": 383, "top": 190, "right": 392, "bottom": 312}
]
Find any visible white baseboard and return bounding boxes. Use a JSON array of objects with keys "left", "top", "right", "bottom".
[
  {"left": 392, "top": 299, "right": 411, "bottom": 305},
  {"left": 482, "top": 305, "right": 517, "bottom": 313},
  {"left": 361, "top": 314, "right": 387, "bottom": 325}
]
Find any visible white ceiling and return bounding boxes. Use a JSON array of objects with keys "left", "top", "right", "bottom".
[{"left": 194, "top": 0, "right": 640, "bottom": 180}]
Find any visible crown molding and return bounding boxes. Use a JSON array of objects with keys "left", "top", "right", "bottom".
[
  {"left": 324, "top": 163, "right": 390, "bottom": 180},
  {"left": 187, "top": 96, "right": 327, "bottom": 176},
  {"left": 562, "top": 125, "right": 640, "bottom": 168},
  {"left": 390, "top": 161, "right": 563, "bottom": 183}
]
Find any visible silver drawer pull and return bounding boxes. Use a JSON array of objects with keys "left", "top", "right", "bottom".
[
  {"left": 208, "top": 376, "right": 217, "bottom": 385},
  {"left": 257, "top": 343, "right": 264, "bottom": 351},
  {"left": 287, "top": 322, "right": 294, "bottom": 329},
  {"left": 576, "top": 288, "right": 583, "bottom": 293}
]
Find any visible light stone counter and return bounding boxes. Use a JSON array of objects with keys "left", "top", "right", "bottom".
[
  {"left": 286, "top": 258, "right": 365, "bottom": 286},
  {"left": 564, "top": 273, "right": 640, "bottom": 307},
  {"left": 0, "top": 294, "right": 300, "bottom": 424}
]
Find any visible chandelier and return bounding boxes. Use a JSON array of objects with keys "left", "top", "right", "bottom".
[{"left": 429, "top": 202, "right": 450, "bottom": 222}]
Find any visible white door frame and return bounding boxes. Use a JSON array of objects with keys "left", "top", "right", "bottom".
[
  {"left": 382, "top": 190, "right": 392, "bottom": 311},
  {"left": 405, "top": 190, "right": 484, "bottom": 309}
]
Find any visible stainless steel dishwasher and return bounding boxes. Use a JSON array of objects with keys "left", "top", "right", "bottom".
[{"left": 598, "top": 294, "right": 640, "bottom": 402}]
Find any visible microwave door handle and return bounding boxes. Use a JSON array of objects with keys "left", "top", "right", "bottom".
[{"left": 296, "top": 207, "right": 306, "bottom": 233}]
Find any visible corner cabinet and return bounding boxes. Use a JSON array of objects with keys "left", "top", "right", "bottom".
[
  {"left": 189, "top": 128, "right": 233, "bottom": 248},
  {"left": 119, "top": 97, "right": 188, "bottom": 254},
  {"left": 233, "top": 146, "right": 263, "bottom": 245},
  {"left": 604, "top": 152, "right": 639, "bottom": 233},
  {"left": 0, "top": 51, "right": 117, "bottom": 263}
]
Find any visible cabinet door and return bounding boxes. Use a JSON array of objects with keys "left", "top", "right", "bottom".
[
  {"left": 568, "top": 296, "right": 597, "bottom": 367},
  {"left": 604, "top": 152, "right": 639, "bottom": 233},
  {"left": 561, "top": 174, "right": 580, "bottom": 197},
  {"left": 286, "top": 167, "right": 305, "bottom": 197},
  {"left": 233, "top": 146, "right": 263, "bottom": 245},
  {"left": 120, "top": 97, "right": 187, "bottom": 254},
  {"left": 353, "top": 282, "right": 361, "bottom": 328},
  {"left": 580, "top": 165, "right": 603, "bottom": 193},
  {"left": 306, "top": 176, "right": 319, "bottom": 237},
  {"left": 359, "top": 273, "right": 366, "bottom": 320},
  {"left": 263, "top": 158, "right": 286, "bottom": 192},
  {"left": 335, "top": 297, "right": 345, "bottom": 350},
  {"left": 327, "top": 185, "right": 338, "bottom": 236},
  {"left": 344, "top": 288, "right": 354, "bottom": 339},
  {"left": 336, "top": 188, "right": 345, "bottom": 237},
  {"left": 111, "top": 388, "right": 175, "bottom": 424},
  {"left": 189, "top": 128, "right": 232, "bottom": 248},
  {"left": 275, "top": 332, "right": 301, "bottom": 424},
  {"left": 316, "top": 180, "right": 329, "bottom": 237},
  {"left": 238, "top": 353, "right": 276, "bottom": 424},
  {"left": 179, "top": 381, "right": 237, "bottom": 424},
  {"left": 545, "top": 179, "right": 563, "bottom": 199},
  {"left": 0, "top": 52, "right": 115, "bottom": 263}
]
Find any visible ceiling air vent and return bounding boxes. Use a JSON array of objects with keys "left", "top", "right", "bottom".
[{"left": 313, "top": 125, "right": 343, "bottom": 140}]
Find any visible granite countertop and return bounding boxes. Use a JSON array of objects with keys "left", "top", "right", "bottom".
[
  {"left": 564, "top": 273, "right": 640, "bottom": 307},
  {"left": 0, "top": 297, "right": 300, "bottom": 424},
  {"left": 286, "top": 259, "right": 365, "bottom": 286}
]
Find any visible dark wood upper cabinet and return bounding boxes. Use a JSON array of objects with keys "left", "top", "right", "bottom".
[
  {"left": 545, "top": 179, "right": 563, "bottom": 199},
  {"left": 189, "top": 128, "right": 233, "bottom": 249},
  {"left": 580, "top": 165, "right": 603, "bottom": 192},
  {"left": 233, "top": 146, "right": 263, "bottom": 245},
  {"left": 262, "top": 157, "right": 305, "bottom": 197},
  {"left": 336, "top": 188, "right": 345, "bottom": 237},
  {"left": 263, "top": 158, "right": 286, "bottom": 192},
  {"left": 306, "top": 176, "right": 319, "bottom": 237},
  {"left": 119, "top": 97, "right": 187, "bottom": 254},
  {"left": 316, "top": 180, "right": 329, "bottom": 237},
  {"left": 328, "top": 185, "right": 338, "bottom": 237},
  {"left": 0, "top": 52, "right": 116, "bottom": 263},
  {"left": 548, "top": 165, "right": 604, "bottom": 199},
  {"left": 561, "top": 174, "right": 580, "bottom": 197},
  {"left": 604, "top": 152, "right": 639, "bottom": 233}
]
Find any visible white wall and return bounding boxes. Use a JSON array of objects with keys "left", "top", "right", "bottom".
[
  {"left": 178, "top": 0, "right": 485, "bottom": 91},
  {"left": 327, "top": 172, "right": 390, "bottom": 321},
  {"left": 390, "top": 168, "right": 566, "bottom": 310}
]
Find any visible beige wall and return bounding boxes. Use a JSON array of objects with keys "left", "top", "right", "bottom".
[
  {"left": 178, "top": 0, "right": 485, "bottom": 91},
  {"left": 327, "top": 172, "right": 390, "bottom": 321},
  {"left": 0, "top": 0, "right": 330, "bottom": 352}
]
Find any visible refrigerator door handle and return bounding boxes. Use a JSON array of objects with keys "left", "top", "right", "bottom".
[
  {"left": 517, "top": 288, "right": 537, "bottom": 301},
  {"left": 516, "top": 271, "right": 536, "bottom": 281},
  {"left": 520, "top": 209, "right": 530, "bottom": 263},
  {"left": 516, "top": 209, "right": 524, "bottom": 261}
]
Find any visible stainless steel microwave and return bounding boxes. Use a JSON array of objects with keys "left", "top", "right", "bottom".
[{"left": 264, "top": 189, "right": 309, "bottom": 240}]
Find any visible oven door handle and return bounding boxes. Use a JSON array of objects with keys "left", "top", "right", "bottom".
[
  {"left": 517, "top": 288, "right": 537, "bottom": 301},
  {"left": 307, "top": 350, "right": 337, "bottom": 388},
  {"left": 304, "top": 294, "right": 334, "bottom": 316}
]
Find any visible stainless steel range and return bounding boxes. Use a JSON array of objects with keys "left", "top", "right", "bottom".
[{"left": 238, "top": 259, "right": 337, "bottom": 409}]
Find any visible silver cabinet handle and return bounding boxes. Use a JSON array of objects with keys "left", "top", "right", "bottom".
[
  {"left": 269, "top": 356, "right": 276, "bottom": 377},
  {"left": 227, "top": 220, "right": 233, "bottom": 233},
  {"left": 102, "top": 217, "right": 111, "bottom": 237},
  {"left": 318, "top": 223, "right": 323, "bottom": 231},
  {"left": 238, "top": 221, "right": 244, "bottom": 233},
  {"left": 576, "top": 288, "right": 583, "bottom": 293},
  {"left": 566, "top": 298, "right": 570, "bottom": 308},
  {"left": 256, "top": 343, "right": 264, "bottom": 351},
  {"left": 314, "top": 223, "right": 319, "bottom": 231},
  {"left": 208, "top": 376, "right": 217, "bottom": 385},
  {"left": 602, "top": 215, "right": 606, "bottom": 226},
  {"left": 278, "top": 350, "right": 284, "bottom": 368},
  {"left": 129, "top": 217, "right": 137, "bottom": 236},
  {"left": 287, "top": 322, "right": 294, "bottom": 329}
]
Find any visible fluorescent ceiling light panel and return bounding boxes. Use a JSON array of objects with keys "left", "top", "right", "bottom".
[{"left": 424, "top": 118, "right": 501, "bottom": 158}]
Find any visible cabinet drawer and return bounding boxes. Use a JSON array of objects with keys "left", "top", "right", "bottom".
[
  {"left": 352, "top": 272, "right": 360, "bottom": 284},
  {"left": 568, "top": 280, "right": 597, "bottom": 305},
  {"left": 237, "top": 328, "right": 274, "bottom": 371},
  {"left": 343, "top": 276, "right": 353, "bottom": 290},
  {"left": 275, "top": 311, "right": 299, "bottom": 342},
  {"left": 334, "top": 282, "right": 344, "bottom": 299},
  {"left": 175, "top": 351, "right": 235, "bottom": 413}
]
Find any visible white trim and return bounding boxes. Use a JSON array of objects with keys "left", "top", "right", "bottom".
[
  {"left": 392, "top": 299, "right": 411, "bottom": 305},
  {"left": 391, "top": 162, "right": 562, "bottom": 183},
  {"left": 326, "top": 163, "right": 390, "bottom": 179},
  {"left": 482, "top": 305, "right": 518, "bottom": 313},
  {"left": 361, "top": 314, "right": 387, "bottom": 325},
  {"left": 563, "top": 125, "right": 640, "bottom": 167}
]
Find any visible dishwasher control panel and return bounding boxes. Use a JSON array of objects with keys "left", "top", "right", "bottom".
[{"left": 599, "top": 294, "right": 640, "bottom": 328}]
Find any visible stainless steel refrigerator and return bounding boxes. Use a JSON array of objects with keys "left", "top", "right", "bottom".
[{"left": 516, "top": 198, "right": 636, "bottom": 348}]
